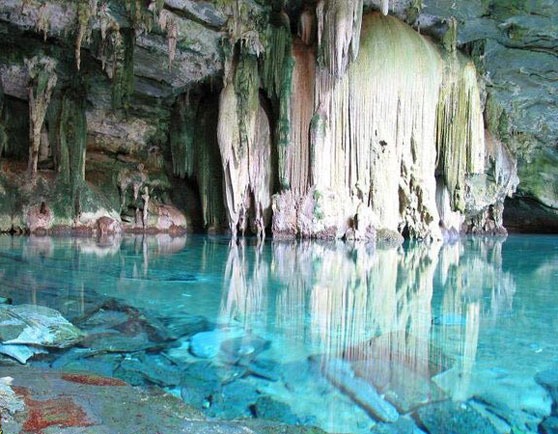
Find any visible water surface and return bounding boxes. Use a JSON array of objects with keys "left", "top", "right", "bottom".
[{"left": 0, "top": 234, "right": 556, "bottom": 433}]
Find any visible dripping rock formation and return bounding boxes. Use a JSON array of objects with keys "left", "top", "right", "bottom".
[{"left": 0, "top": 0, "right": 556, "bottom": 238}]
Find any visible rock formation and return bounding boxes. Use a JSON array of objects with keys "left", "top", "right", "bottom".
[{"left": 0, "top": 0, "right": 556, "bottom": 237}]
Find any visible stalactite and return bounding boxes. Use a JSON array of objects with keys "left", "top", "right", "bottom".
[
  {"left": 26, "top": 56, "right": 57, "bottom": 178},
  {"left": 97, "top": 2, "right": 120, "bottom": 70},
  {"left": 298, "top": 5, "right": 315, "bottom": 45},
  {"left": 75, "top": 0, "right": 98, "bottom": 71},
  {"left": 381, "top": 0, "right": 389, "bottom": 16},
  {"left": 36, "top": 3, "right": 50, "bottom": 41},
  {"left": 442, "top": 17, "right": 458, "bottom": 53},
  {"left": 313, "top": 14, "right": 443, "bottom": 239},
  {"left": 196, "top": 102, "right": 227, "bottom": 232},
  {"left": 59, "top": 85, "right": 87, "bottom": 192},
  {"left": 261, "top": 8, "right": 294, "bottom": 188},
  {"left": 158, "top": 10, "right": 178, "bottom": 68},
  {"left": 272, "top": 12, "right": 491, "bottom": 240},
  {"left": 95, "top": 3, "right": 135, "bottom": 110},
  {"left": 0, "top": 79, "right": 6, "bottom": 161},
  {"left": 234, "top": 52, "right": 259, "bottom": 154},
  {"left": 316, "top": 0, "right": 363, "bottom": 78},
  {"left": 436, "top": 54, "right": 485, "bottom": 212},
  {"left": 111, "top": 28, "right": 135, "bottom": 110},
  {"left": 285, "top": 40, "right": 315, "bottom": 196},
  {"left": 218, "top": 51, "right": 273, "bottom": 239},
  {"left": 125, "top": 0, "right": 155, "bottom": 33},
  {"left": 169, "top": 93, "right": 197, "bottom": 179}
]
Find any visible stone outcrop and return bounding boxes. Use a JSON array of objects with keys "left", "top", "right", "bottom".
[{"left": 0, "top": 0, "right": 556, "bottom": 237}]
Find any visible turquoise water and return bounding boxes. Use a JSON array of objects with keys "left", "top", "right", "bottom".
[{"left": 0, "top": 234, "right": 556, "bottom": 432}]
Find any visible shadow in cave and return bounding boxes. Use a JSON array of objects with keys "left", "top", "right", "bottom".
[{"left": 503, "top": 196, "right": 558, "bottom": 234}]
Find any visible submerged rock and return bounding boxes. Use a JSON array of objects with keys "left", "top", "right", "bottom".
[
  {"left": 115, "top": 353, "right": 182, "bottom": 387},
  {"left": 317, "top": 357, "right": 399, "bottom": 423},
  {"left": 370, "top": 417, "right": 426, "bottom": 434},
  {"left": 242, "top": 358, "right": 280, "bottom": 382},
  {"left": 352, "top": 358, "right": 446, "bottom": 413},
  {"left": 220, "top": 335, "right": 271, "bottom": 363},
  {"left": 52, "top": 350, "right": 120, "bottom": 378},
  {"left": 190, "top": 330, "right": 224, "bottom": 359},
  {"left": 539, "top": 416, "right": 558, "bottom": 434},
  {"left": 158, "top": 313, "right": 211, "bottom": 341},
  {"left": 415, "top": 400, "right": 498, "bottom": 434},
  {"left": 0, "top": 344, "right": 47, "bottom": 364},
  {"left": 0, "top": 296, "right": 12, "bottom": 305},
  {"left": 536, "top": 367, "right": 558, "bottom": 415},
  {"left": 207, "top": 379, "right": 259, "bottom": 419},
  {"left": 0, "top": 304, "right": 83, "bottom": 349},
  {"left": 189, "top": 329, "right": 245, "bottom": 359},
  {"left": 79, "top": 331, "right": 159, "bottom": 353},
  {"left": 252, "top": 396, "right": 299, "bottom": 425},
  {"left": 76, "top": 298, "right": 173, "bottom": 344}
]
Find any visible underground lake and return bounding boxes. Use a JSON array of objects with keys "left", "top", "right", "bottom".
[{"left": 0, "top": 234, "right": 556, "bottom": 433}]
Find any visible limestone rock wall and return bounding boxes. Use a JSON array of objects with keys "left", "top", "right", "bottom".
[{"left": 0, "top": 0, "right": 554, "bottom": 236}]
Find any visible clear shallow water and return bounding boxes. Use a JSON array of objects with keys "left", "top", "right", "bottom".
[{"left": 0, "top": 234, "right": 557, "bottom": 432}]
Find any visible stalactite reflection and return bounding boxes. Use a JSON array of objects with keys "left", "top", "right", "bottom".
[
  {"left": 220, "top": 237, "right": 518, "bottom": 410},
  {"left": 219, "top": 240, "right": 269, "bottom": 330},
  {"left": 432, "top": 238, "right": 515, "bottom": 400}
]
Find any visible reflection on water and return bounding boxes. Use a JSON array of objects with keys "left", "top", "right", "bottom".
[{"left": 0, "top": 234, "right": 556, "bottom": 433}]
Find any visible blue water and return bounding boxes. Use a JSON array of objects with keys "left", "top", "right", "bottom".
[{"left": 0, "top": 234, "right": 556, "bottom": 432}]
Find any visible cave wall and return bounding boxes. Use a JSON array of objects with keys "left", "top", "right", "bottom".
[{"left": 0, "top": 0, "right": 555, "bottom": 237}]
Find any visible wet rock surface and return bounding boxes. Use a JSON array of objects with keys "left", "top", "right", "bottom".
[
  {"left": 1, "top": 366, "right": 327, "bottom": 434},
  {"left": 0, "top": 360, "right": 327, "bottom": 433},
  {"left": 0, "top": 297, "right": 330, "bottom": 432}
]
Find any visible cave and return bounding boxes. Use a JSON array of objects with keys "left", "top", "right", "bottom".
[{"left": 0, "top": 1, "right": 557, "bottom": 433}]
